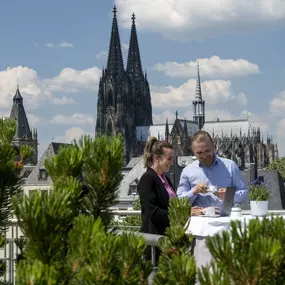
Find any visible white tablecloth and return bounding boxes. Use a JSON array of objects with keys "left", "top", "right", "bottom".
[
  {"left": 185, "top": 215, "right": 272, "bottom": 268},
  {"left": 186, "top": 215, "right": 261, "bottom": 237}
]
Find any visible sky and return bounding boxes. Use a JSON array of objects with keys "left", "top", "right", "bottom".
[{"left": 0, "top": 0, "right": 285, "bottom": 157}]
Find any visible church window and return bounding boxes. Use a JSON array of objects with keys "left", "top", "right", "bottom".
[
  {"left": 107, "top": 120, "right": 113, "bottom": 136},
  {"left": 108, "top": 90, "right": 113, "bottom": 106},
  {"left": 176, "top": 136, "right": 181, "bottom": 144}
]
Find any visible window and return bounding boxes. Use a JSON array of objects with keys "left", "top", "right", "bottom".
[
  {"left": 128, "top": 179, "right": 139, "bottom": 196},
  {"left": 39, "top": 169, "right": 48, "bottom": 180}
]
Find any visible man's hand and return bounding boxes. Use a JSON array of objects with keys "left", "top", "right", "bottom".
[
  {"left": 191, "top": 206, "right": 203, "bottom": 216},
  {"left": 216, "top": 188, "right": 227, "bottom": 200},
  {"left": 192, "top": 183, "right": 208, "bottom": 194}
]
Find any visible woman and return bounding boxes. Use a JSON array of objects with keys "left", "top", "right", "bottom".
[{"left": 138, "top": 137, "right": 176, "bottom": 264}]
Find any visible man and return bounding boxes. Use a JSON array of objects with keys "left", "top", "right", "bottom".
[{"left": 177, "top": 130, "right": 248, "bottom": 208}]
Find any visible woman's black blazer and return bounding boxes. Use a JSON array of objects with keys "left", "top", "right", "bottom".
[{"left": 138, "top": 167, "right": 175, "bottom": 236}]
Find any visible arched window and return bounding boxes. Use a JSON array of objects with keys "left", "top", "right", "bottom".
[
  {"left": 107, "top": 120, "right": 113, "bottom": 136},
  {"left": 117, "top": 119, "right": 122, "bottom": 133},
  {"left": 107, "top": 90, "right": 113, "bottom": 106}
]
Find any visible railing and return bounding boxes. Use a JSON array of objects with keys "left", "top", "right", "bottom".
[
  {"left": 0, "top": 221, "right": 21, "bottom": 284},
  {"left": 0, "top": 213, "right": 160, "bottom": 284},
  {"left": 3, "top": 209, "right": 285, "bottom": 284}
]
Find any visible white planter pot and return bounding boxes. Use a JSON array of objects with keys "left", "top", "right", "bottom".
[{"left": 250, "top": 201, "right": 268, "bottom": 217}]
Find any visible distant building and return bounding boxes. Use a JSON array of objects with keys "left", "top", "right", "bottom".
[
  {"left": 9, "top": 86, "right": 38, "bottom": 166},
  {"left": 95, "top": 7, "right": 152, "bottom": 165},
  {"left": 23, "top": 142, "right": 70, "bottom": 196},
  {"left": 95, "top": 7, "right": 278, "bottom": 169}
]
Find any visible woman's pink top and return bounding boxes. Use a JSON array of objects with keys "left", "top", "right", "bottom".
[{"left": 159, "top": 173, "right": 176, "bottom": 199}]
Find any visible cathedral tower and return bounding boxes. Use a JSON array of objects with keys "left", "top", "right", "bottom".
[
  {"left": 10, "top": 86, "right": 38, "bottom": 165},
  {"left": 192, "top": 62, "right": 205, "bottom": 129},
  {"left": 126, "top": 13, "right": 152, "bottom": 126},
  {"left": 95, "top": 7, "right": 152, "bottom": 164}
]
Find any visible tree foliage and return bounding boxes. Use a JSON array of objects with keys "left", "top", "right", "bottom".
[
  {"left": 0, "top": 118, "right": 33, "bottom": 284},
  {"left": 9, "top": 129, "right": 285, "bottom": 284},
  {"left": 266, "top": 157, "right": 285, "bottom": 180},
  {"left": 153, "top": 198, "right": 196, "bottom": 285},
  {"left": 13, "top": 134, "right": 152, "bottom": 284},
  {"left": 199, "top": 216, "right": 285, "bottom": 285}
]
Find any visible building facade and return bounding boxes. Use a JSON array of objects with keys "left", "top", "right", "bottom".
[{"left": 95, "top": 7, "right": 152, "bottom": 164}]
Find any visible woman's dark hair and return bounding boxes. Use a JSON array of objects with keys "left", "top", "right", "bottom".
[{"left": 143, "top": 137, "right": 173, "bottom": 168}]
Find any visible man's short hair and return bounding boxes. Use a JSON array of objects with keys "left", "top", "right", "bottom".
[{"left": 191, "top": 130, "right": 214, "bottom": 146}]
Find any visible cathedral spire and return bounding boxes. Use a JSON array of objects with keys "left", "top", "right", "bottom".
[
  {"left": 106, "top": 6, "right": 124, "bottom": 76},
  {"left": 126, "top": 13, "right": 143, "bottom": 77},
  {"left": 10, "top": 85, "right": 38, "bottom": 165},
  {"left": 10, "top": 86, "right": 32, "bottom": 139},
  {"left": 165, "top": 118, "right": 169, "bottom": 142},
  {"left": 195, "top": 61, "right": 202, "bottom": 100},
  {"left": 183, "top": 118, "right": 188, "bottom": 137},
  {"left": 192, "top": 61, "right": 205, "bottom": 129}
]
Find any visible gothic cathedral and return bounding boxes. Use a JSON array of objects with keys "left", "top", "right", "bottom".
[
  {"left": 95, "top": 7, "right": 152, "bottom": 164},
  {"left": 96, "top": 7, "right": 278, "bottom": 169}
]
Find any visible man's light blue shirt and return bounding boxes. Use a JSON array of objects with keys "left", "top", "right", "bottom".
[{"left": 177, "top": 156, "right": 249, "bottom": 208}]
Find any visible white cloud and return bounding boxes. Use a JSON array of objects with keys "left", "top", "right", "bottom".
[
  {"left": 240, "top": 109, "right": 269, "bottom": 134},
  {"left": 151, "top": 79, "right": 246, "bottom": 108},
  {"left": 0, "top": 110, "right": 10, "bottom": 118},
  {"left": 153, "top": 110, "right": 177, "bottom": 124},
  {"left": 59, "top": 42, "right": 73, "bottom": 48},
  {"left": 116, "top": 0, "right": 285, "bottom": 40},
  {"left": 51, "top": 96, "right": 77, "bottom": 105},
  {"left": 43, "top": 67, "right": 101, "bottom": 93},
  {"left": 236, "top": 93, "right": 248, "bottom": 106},
  {"left": 206, "top": 109, "right": 237, "bottom": 121},
  {"left": 0, "top": 65, "right": 99, "bottom": 110},
  {"left": 0, "top": 66, "right": 51, "bottom": 110},
  {"left": 27, "top": 114, "right": 40, "bottom": 126},
  {"left": 269, "top": 91, "right": 285, "bottom": 115},
  {"left": 55, "top": 127, "right": 94, "bottom": 143},
  {"left": 46, "top": 42, "right": 73, "bottom": 48},
  {"left": 96, "top": 51, "right": 108, "bottom": 60},
  {"left": 46, "top": 43, "right": 55, "bottom": 48},
  {"left": 153, "top": 56, "right": 260, "bottom": 78},
  {"left": 153, "top": 107, "right": 241, "bottom": 126},
  {"left": 122, "top": 42, "right": 129, "bottom": 51},
  {"left": 50, "top": 113, "right": 94, "bottom": 126}
]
